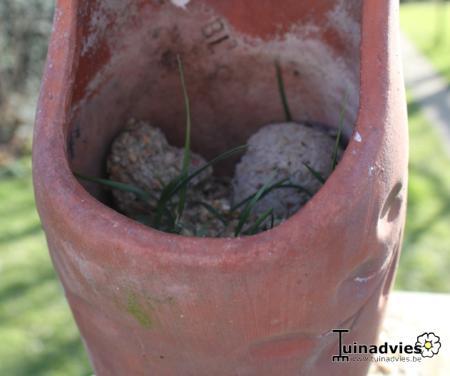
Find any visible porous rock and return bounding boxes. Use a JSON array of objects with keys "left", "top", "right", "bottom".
[
  {"left": 232, "top": 122, "right": 343, "bottom": 218},
  {"left": 107, "top": 119, "right": 211, "bottom": 215}
]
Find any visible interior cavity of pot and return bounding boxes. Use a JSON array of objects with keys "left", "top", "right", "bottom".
[{"left": 68, "top": 0, "right": 362, "bottom": 201}]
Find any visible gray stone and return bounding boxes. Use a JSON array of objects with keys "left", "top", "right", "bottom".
[
  {"left": 232, "top": 122, "right": 342, "bottom": 218},
  {"left": 107, "top": 119, "right": 211, "bottom": 215}
]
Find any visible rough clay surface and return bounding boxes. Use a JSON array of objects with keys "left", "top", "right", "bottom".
[
  {"left": 107, "top": 118, "right": 212, "bottom": 215},
  {"left": 232, "top": 122, "right": 343, "bottom": 218}
]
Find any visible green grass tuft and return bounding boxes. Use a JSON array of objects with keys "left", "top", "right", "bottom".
[
  {"left": 275, "top": 60, "right": 293, "bottom": 122},
  {"left": 234, "top": 178, "right": 287, "bottom": 237},
  {"left": 176, "top": 54, "right": 192, "bottom": 224},
  {"left": 331, "top": 92, "right": 348, "bottom": 171}
]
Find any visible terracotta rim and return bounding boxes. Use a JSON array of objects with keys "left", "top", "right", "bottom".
[{"left": 33, "top": 0, "right": 393, "bottom": 263}]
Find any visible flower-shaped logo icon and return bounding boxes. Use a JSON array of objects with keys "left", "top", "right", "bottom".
[{"left": 416, "top": 332, "right": 441, "bottom": 358}]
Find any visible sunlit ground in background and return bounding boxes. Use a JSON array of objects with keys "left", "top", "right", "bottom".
[{"left": 0, "top": 1, "right": 449, "bottom": 375}]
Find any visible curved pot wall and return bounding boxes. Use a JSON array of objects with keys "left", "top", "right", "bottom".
[{"left": 33, "top": 0, "right": 408, "bottom": 375}]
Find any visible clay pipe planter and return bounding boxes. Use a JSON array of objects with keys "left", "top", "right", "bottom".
[{"left": 33, "top": 0, "right": 408, "bottom": 375}]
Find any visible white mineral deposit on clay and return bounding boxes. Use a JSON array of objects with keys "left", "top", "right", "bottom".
[
  {"left": 78, "top": 0, "right": 360, "bottom": 141},
  {"left": 327, "top": 0, "right": 361, "bottom": 51},
  {"left": 354, "top": 276, "right": 370, "bottom": 283},
  {"left": 260, "top": 31, "right": 359, "bottom": 137},
  {"left": 170, "top": 0, "right": 190, "bottom": 9},
  {"left": 354, "top": 131, "right": 362, "bottom": 143},
  {"left": 81, "top": 1, "right": 139, "bottom": 56}
]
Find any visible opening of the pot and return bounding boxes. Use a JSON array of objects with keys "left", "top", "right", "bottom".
[{"left": 67, "top": 0, "right": 362, "bottom": 205}]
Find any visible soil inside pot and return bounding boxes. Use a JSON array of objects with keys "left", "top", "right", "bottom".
[{"left": 105, "top": 118, "right": 345, "bottom": 238}]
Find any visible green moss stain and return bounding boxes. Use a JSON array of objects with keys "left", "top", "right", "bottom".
[{"left": 127, "top": 293, "right": 153, "bottom": 328}]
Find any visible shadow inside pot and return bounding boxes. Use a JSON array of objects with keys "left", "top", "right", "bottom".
[{"left": 67, "top": 0, "right": 362, "bottom": 207}]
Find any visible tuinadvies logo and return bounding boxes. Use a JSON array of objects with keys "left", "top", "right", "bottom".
[
  {"left": 332, "top": 329, "right": 441, "bottom": 362},
  {"left": 415, "top": 332, "right": 441, "bottom": 358}
]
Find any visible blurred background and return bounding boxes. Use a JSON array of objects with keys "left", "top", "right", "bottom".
[{"left": 0, "top": 0, "right": 449, "bottom": 374}]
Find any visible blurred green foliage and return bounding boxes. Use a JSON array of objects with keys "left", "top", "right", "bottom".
[
  {"left": 395, "top": 99, "right": 450, "bottom": 292},
  {"left": 401, "top": 1, "right": 450, "bottom": 83},
  {"left": 0, "top": 160, "right": 92, "bottom": 376}
]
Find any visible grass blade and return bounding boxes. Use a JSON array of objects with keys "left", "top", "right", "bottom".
[
  {"left": 269, "top": 211, "right": 275, "bottom": 229},
  {"left": 276, "top": 183, "right": 313, "bottom": 197},
  {"left": 154, "top": 176, "right": 183, "bottom": 228},
  {"left": 192, "top": 201, "right": 228, "bottom": 226},
  {"left": 154, "top": 145, "right": 247, "bottom": 227},
  {"left": 303, "top": 163, "right": 325, "bottom": 184},
  {"left": 176, "top": 54, "right": 192, "bottom": 222},
  {"left": 169, "top": 145, "right": 248, "bottom": 198},
  {"left": 275, "top": 60, "right": 293, "bottom": 122},
  {"left": 75, "top": 173, "right": 155, "bottom": 202},
  {"left": 331, "top": 92, "right": 349, "bottom": 170},
  {"left": 75, "top": 173, "right": 180, "bottom": 228},
  {"left": 230, "top": 177, "right": 290, "bottom": 212},
  {"left": 180, "top": 144, "right": 247, "bottom": 188},
  {"left": 234, "top": 178, "right": 285, "bottom": 237},
  {"left": 242, "top": 208, "right": 274, "bottom": 236}
]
